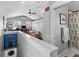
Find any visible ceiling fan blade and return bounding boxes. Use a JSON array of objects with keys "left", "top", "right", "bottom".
[
  {"left": 31, "top": 13, "right": 36, "bottom": 14},
  {"left": 28, "top": 9, "right": 36, "bottom": 14}
]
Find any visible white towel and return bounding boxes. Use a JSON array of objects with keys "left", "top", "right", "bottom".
[{"left": 63, "top": 27, "right": 69, "bottom": 43}]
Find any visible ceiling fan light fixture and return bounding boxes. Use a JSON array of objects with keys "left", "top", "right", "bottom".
[{"left": 28, "top": 12, "right": 31, "bottom": 14}]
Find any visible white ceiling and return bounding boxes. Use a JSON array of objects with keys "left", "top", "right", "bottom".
[
  {"left": 0, "top": 1, "right": 38, "bottom": 18},
  {"left": 68, "top": 1, "right": 79, "bottom": 11},
  {"left": 0, "top": 1, "right": 52, "bottom": 20}
]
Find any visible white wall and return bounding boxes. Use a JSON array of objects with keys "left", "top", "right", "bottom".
[
  {"left": 42, "top": 11, "right": 50, "bottom": 43},
  {"left": 68, "top": 2, "right": 79, "bottom": 11},
  {"left": 0, "top": 18, "right": 3, "bottom": 56},
  {"left": 32, "top": 19, "right": 43, "bottom": 33},
  {"left": 50, "top": 3, "right": 69, "bottom": 54},
  {"left": 55, "top": 5, "right": 68, "bottom": 54}
]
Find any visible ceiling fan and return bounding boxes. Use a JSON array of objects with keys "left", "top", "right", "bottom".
[{"left": 28, "top": 9, "right": 36, "bottom": 15}]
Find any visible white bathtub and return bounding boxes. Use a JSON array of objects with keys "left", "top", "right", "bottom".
[{"left": 1, "top": 31, "right": 58, "bottom": 57}]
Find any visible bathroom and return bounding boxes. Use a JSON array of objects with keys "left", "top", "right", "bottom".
[{"left": 51, "top": 1, "right": 79, "bottom": 56}]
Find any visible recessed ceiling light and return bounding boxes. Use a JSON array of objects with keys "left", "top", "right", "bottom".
[{"left": 21, "top": 1, "right": 25, "bottom": 4}]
